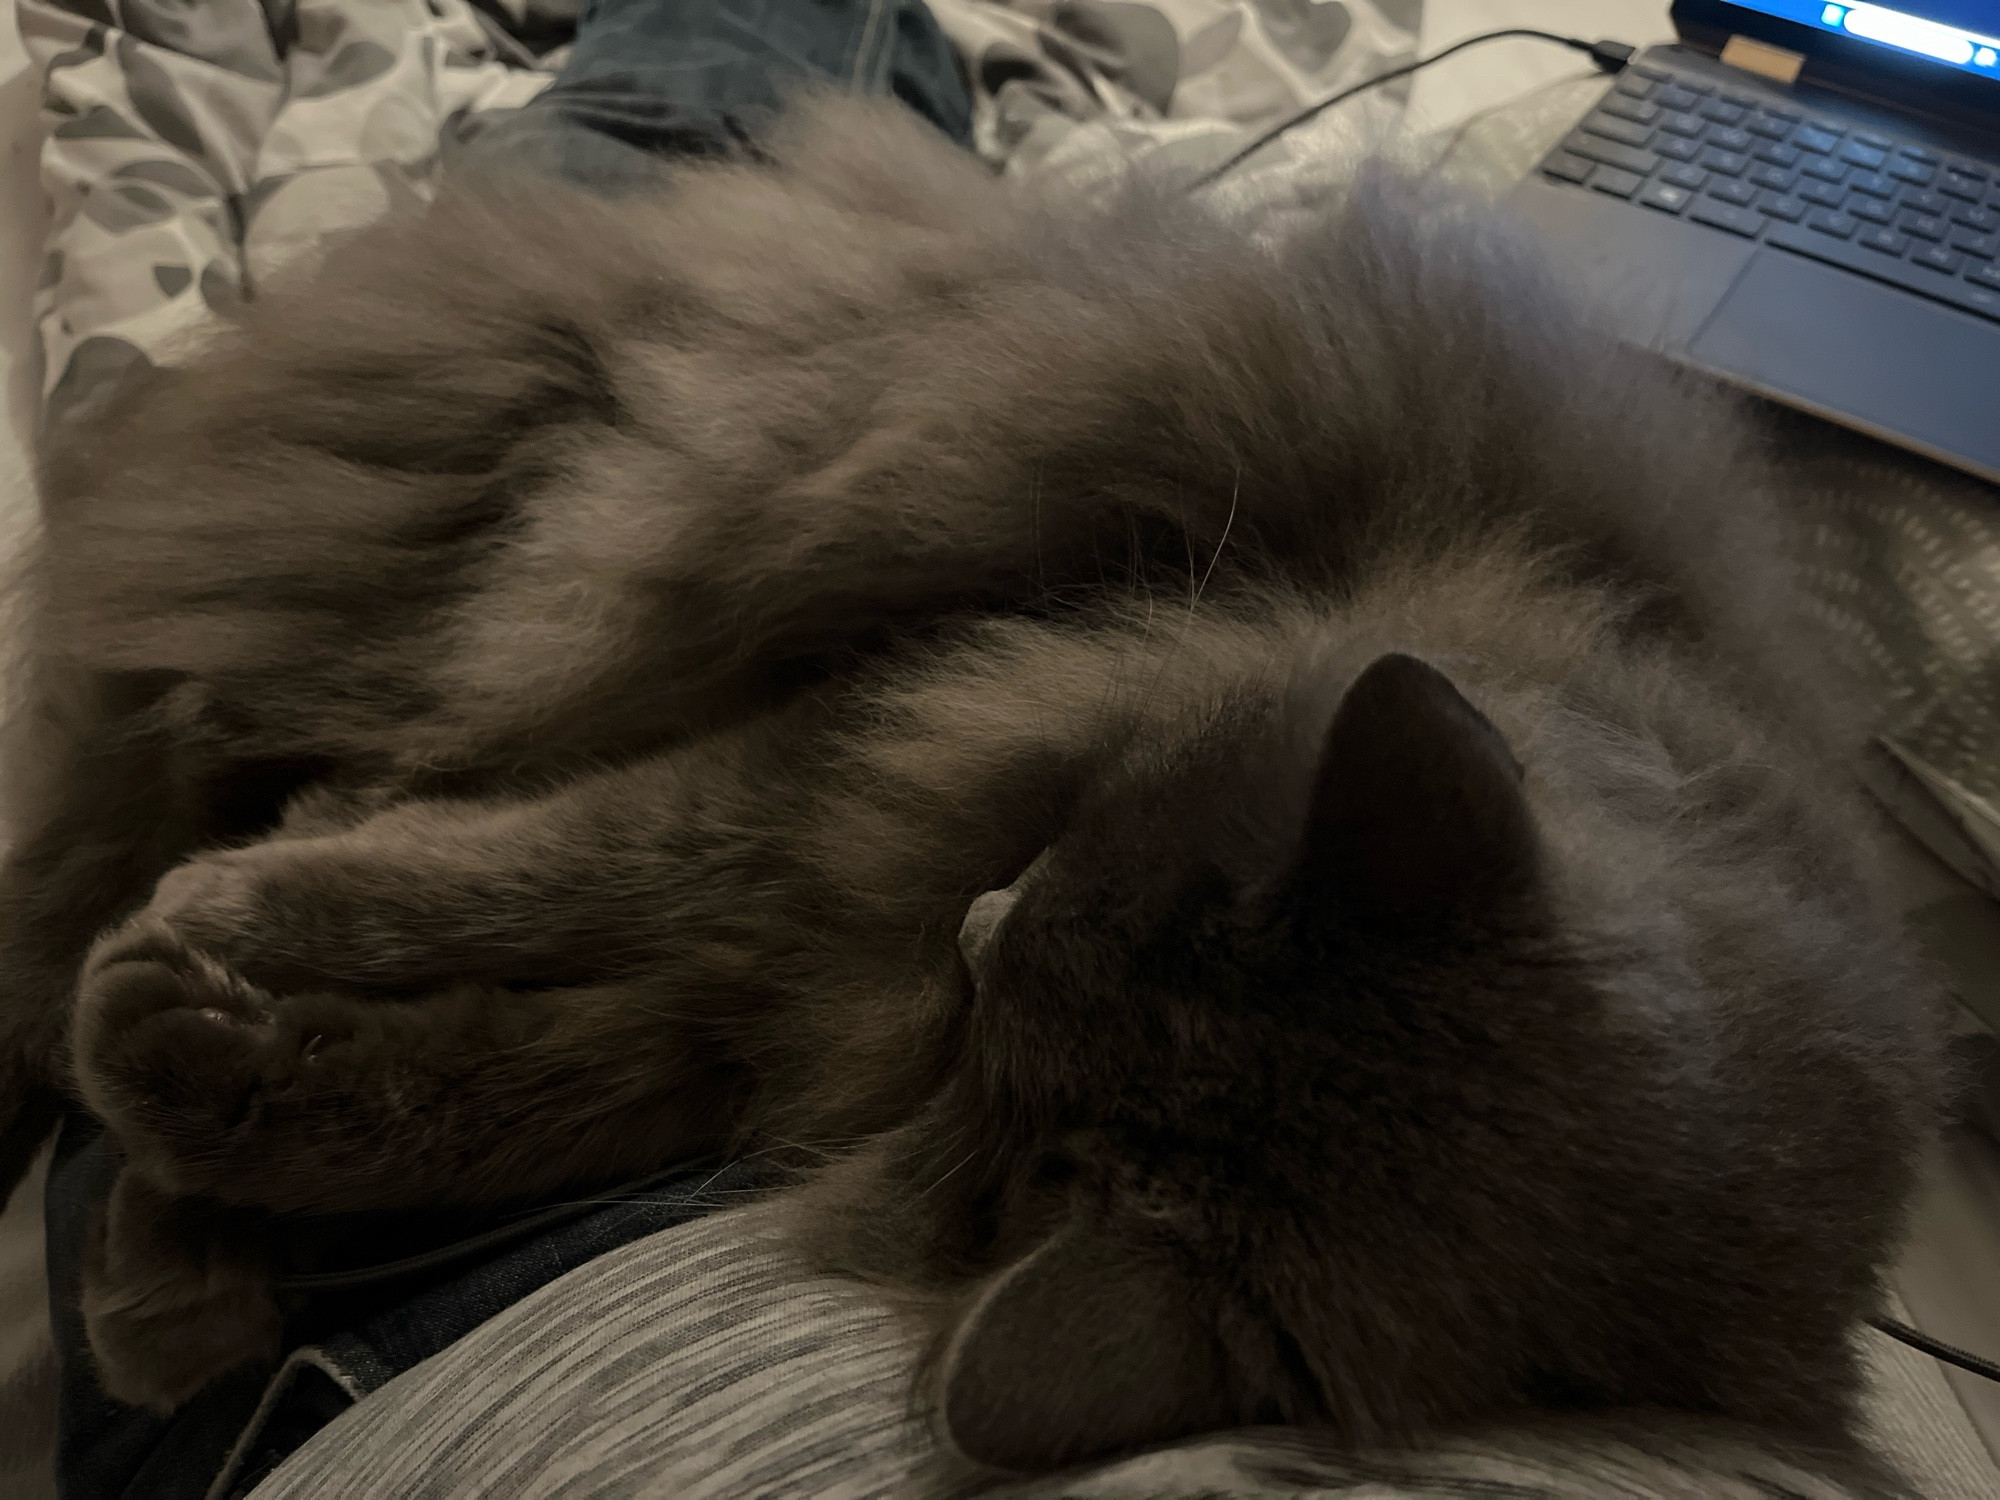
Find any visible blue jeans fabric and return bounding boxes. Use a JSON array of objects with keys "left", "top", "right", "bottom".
[
  {"left": 456, "top": 0, "right": 974, "bottom": 191},
  {"left": 49, "top": 1114, "right": 761, "bottom": 1500}
]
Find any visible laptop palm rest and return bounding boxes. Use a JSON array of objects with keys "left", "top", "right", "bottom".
[
  {"left": 1685, "top": 249, "right": 2000, "bottom": 483},
  {"left": 1509, "top": 178, "right": 1758, "bottom": 349}
]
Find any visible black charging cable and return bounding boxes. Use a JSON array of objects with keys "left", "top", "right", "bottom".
[
  {"left": 1871, "top": 1314, "right": 2000, "bottom": 1386},
  {"left": 1184, "top": 28, "right": 1638, "bottom": 194}
]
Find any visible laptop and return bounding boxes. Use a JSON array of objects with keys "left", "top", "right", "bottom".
[{"left": 1507, "top": 0, "right": 2000, "bottom": 484}]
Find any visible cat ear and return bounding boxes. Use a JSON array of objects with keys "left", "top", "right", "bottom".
[
  {"left": 1305, "top": 653, "right": 1536, "bottom": 914},
  {"left": 937, "top": 1226, "right": 1234, "bottom": 1471}
]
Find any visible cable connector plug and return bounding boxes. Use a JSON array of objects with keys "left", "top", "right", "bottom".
[{"left": 1586, "top": 38, "right": 1637, "bottom": 74}]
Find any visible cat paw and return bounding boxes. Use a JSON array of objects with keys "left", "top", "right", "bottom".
[
  {"left": 83, "top": 1168, "right": 280, "bottom": 1412},
  {"left": 136, "top": 840, "right": 429, "bottom": 993},
  {"left": 140, "top": 847, "right": 284, "bottom": 973},
  {"left": 71, "top": 918, "right": 343, "bottom": 1201}
]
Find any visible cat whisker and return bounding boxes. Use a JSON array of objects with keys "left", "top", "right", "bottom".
[
  {"left": 919, "top": 1149, "right": 977, "bottom": 1198},
  {"left": 1191, "top": 466, "right": 1241, "bottom": 617}
]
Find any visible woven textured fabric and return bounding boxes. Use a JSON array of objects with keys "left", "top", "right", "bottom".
[{"left": 250, "top": 1204, "right": 1995, "bottom": 1500}]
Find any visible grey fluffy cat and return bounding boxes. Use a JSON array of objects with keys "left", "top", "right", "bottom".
[{"left": 0, "top": 95, "right": 1943, "bottom": 1479}]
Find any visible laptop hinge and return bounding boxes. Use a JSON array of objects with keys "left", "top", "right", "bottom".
[{"left": 1719, "top": 34, "right": 1805, "bottom": 85}]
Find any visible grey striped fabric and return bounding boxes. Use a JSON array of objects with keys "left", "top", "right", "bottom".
[
  {"left": 248, "top": 1204, "right": 1994, "bottom": 1500},
  {"left": 254, "top": 1207, "right": 935, "bottom": 1499}
]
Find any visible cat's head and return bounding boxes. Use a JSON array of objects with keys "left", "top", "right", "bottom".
[{"left": 911, "top": 650, "right": 1578, "bottom": 1469}]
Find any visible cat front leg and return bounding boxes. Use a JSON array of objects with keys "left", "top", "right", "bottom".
[
  {"left": 122, "top": 739, "right": 750, "bottom": 998},
  {"left": 81, "top": 1164, "right": 280, "bottom": 1413},
  {"left": 133, "top": 819, "right": 603, "bottom": 997},
  {"left": 70, "top": 914, "right": 732, "bottom": 1215}
]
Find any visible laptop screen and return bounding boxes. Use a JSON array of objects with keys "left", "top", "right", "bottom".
[{"left": 1730, "top": 2, "right": 2000, "bottom": 80}]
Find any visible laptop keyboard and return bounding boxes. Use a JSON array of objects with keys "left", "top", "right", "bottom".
[{"left": 1538, "top": 60, "right": 2000, "bottom": 324}]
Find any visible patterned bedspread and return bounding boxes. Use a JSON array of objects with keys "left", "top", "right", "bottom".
[{"left": 17, "top": 0, "right": 1417, "bottom": 432}]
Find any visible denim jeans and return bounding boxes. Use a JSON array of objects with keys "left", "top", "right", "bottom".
[
  {"left": 49, "top": 6, "right": 972, "bottom": 1492},
  {"left": 49, "top": 1113, "right": 767, "bottom": 1500},
  {"left": 456, "top": 0, "right": 974, "bottom": 192}
]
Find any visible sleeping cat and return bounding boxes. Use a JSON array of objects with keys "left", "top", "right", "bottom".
[{"left": 2, "top": 94, "right": 1942, "bottom": 1477}]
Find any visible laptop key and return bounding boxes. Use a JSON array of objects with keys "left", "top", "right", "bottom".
[
  {"left": 1853, "top": 130, "right": 1894, "bottom": 149},
  {"left": 1840, "top": 141, "right": 1889, "bottom": 170},
  {"left": 1902, "top": 214, "right": 1949, "bottom": 242},
  {"left": 1912, "top": 245, "right": 1962, "bottom": 275},
  {"left": 1656, "top": 85, "right": 1703, "bottom": 112},
  {"left": 1658, "top": 111, "right": 1706, "bottom": 139},
  {"left": 1793, "top": 125, "right": 1842, "bottom": 154},
  {"left": 1970, "top": 262, "right": 2000, "bottom": 292},
  {"left": 1632, "top": 62, "right": 1671, "bottom": 82},
  {"left": 1602, "top": 97, "right": 1662, "bottom": 126},
  {"left": 1746, "top": 114, "right": 1793, "bottom": 140},
  {"left": 1940, "top": 171, "right": 1985, "bottom": 201},
  {"left": 1954, "top": 230, "right": 1998, "bottom": 258},
  {"left": 1747, "top": 164, "right": 1794, "bottom": 192},
  {"left": 1764, "top": 222, "right": 2000, "bottom": 321},
  {"left": 1655, "top": 136, "right": 1703, "bottom": 163},
  {"left": 1754, "top": 141, "right": 1802, "bottom": 168},
  {"left": 1541, "top": 151, "right": 1594, "bottom": 185},
  {"left": 1702, "top": 149, "right": 1750, "bottom": 177},
  {"left": 1888, "top": 158, "right": 1935, "bottom": 185},
  {"left": 1962, "top": 279, "right": 2000, "bottom": 320},
  {"left": 1847, "top": 170, "right": 1897, "bottom": 199},
  {"left": 1895, "top": 143, "right": 1939, "bottom": 163},
  {"left": 1858, "top": 225, "right": 1909, "bottom": 256},
  {"left": 1637, "top": 180, "right": 1694, "bottom": 215},
  {"left": 1660, "top": 162, "right": 1708, "bottom": 191},
  {"left": 1709, "top": 126, "right": 1753, "bottom": 153},
  {"left": 1709, "top": 179, "right": 1758, "bottom": 208},
  {"left": 1562, "top": 134, "right": 1658, "bottom": 176},
  {"left": 1798, "top": 181, "right": 1847, "bottom": 209},
  {"left": 1614, "top": 73, "right": 1657, "bottom": 99},
  {"left": 1801, "top": 157, "right": 1849, "bottom": 184},
  {"left": 1807, "top": 209, "right": 1858, "bottom": 239},
  {"left": 1688, "top": 200, "right": 1763, "bottom": 237},
  {"left": 1589, "top": 165, "right": 1645, "bottom": 199},
  {"left": 1903, "top": 188, "right": 1948, "bottom": 215},
  {"left": 1848, "top": 197, "right": 1895, "bottom": 224},
  {"left": 1717, "top": 88, "right": 1759, "bottom": 109},
  {"left": 1584, "top": 113, "right": 1654, "bottom": 149},
  {"left": 1957, "top": 284, "right": 2000, "bottom": 328},
  {"left": 1951, "top": 204, "right": 1998, "bottom": 232},
  {"left": 1699, "top": 99, "right": 1746, "bottom": 126},
  {"left": 1757, "top": 192, "right": 1807, "bottom": 222}
]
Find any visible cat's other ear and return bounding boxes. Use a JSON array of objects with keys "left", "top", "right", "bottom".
[
  {"left": 1305, "top": 652, "right": 1536, "bottom": 915},
  {"left": 936, "top": 1226, "right": 1233, "bottom": 1471}
]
